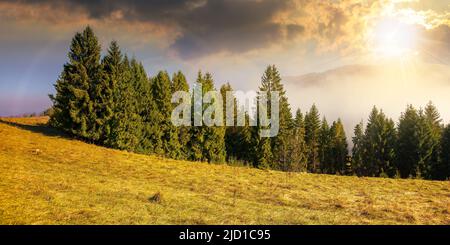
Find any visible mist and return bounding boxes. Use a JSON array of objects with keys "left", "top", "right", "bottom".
[{"left": 284, "top": 61, "right": 450, "bottom": 142}]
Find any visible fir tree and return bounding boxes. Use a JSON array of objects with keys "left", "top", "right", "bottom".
[
  {"left": 287, "top": 109, "right": 308, "bottom": 171},
  {"left": 437, "top": 125, "right": 450, "bottom": 180},
  {"left": 49, "top": 26, "right": 102, "bottom": 140},
  {"left": 329, "top": 119, "right": 348, "bottom": 174},
  {"left": 172, "top": 71, "right": 191, "bottom": 159},
  {"left": 151, "top": 71, "right": 182, "bottom": 158},
  {"left": 188, "top": 72, "right": 206, "bottom": 161},
  {"left": 100, "top": 41, "right": 123, "bottom": 146},
  {"left": 108, "top": 56, "right": 141, "bottom": 151},
  {"left": 395, "top": 103, "right": 442, "bottom": 179},
  {"left": 130, "top": 59, "right": 157, "bottom": 154},
  {"left": 422, "top": 102, "right": 443, "bottom": 179},
  {"left": 305, "top": 104, "right": 321, "bottom": 173},
  {"left": 396, "top": 105, "right": 419, "bottom": 178},
  {"left": 258, "top": 65, "right": 293, "bottom": 170},
  {"left": 239, "top": 113, "right": 257, "bottom": 165},
  {"left": 202, "top": 73, "right": 226, "bottom": 163},
  {"left": 220, "top": 83, "right": 240, "bottom": 162},
  {"left": 189, "top": 72, "right": 226, "bottom": 163},
  {"left": 352, "top": 121, "right": 365, "bottom": 176},
  {"left": 363, "top": 107, "right": 397, "bottom": 177},
  {"left": 318, "top": 117, "right": 331, "bottom": 173}
]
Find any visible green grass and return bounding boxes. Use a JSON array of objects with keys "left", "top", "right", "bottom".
[{"left": 0, "top": 117, "right": 449, "bottom": 224}]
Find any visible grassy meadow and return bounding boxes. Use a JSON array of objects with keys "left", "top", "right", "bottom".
[{"left": 0, "top": 117, "right": 449, "bottom": 224}]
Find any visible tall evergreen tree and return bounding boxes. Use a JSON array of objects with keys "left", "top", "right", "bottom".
[
  {"left": 188, "top": 72, "right": 206, "bottom": 161},
  {"left": 422, "top": 102, "right": 443, "bottom": 179},
  {"left": 384, "top": 118, "right": 398, "bottom": 177},
  {"left": 130, "top": 59, "right": 157, "bottom": 154},
  {"left": 49, "top": 26, "right": 102, "bottom": 140},
  {"left": 107, "top": 56, "right": 142, "bottom": 151},
  {"left": 286, "top": 109, "right": 308, "bottom": 171},
  {"left": 396, "top": 103, "right": 443, "bottom": 179},
  {"left": 352, "top": 121, "right": 365, "bottom": 176},
  {"left": 258, "top": 65, "right": 293, "bottom": 170},
  {"left": 318, "top": 117, "right": 331, "bottom": 173},
  {"left": 437, "top": 125, "right": 450, "bottom": 180},
  {"left": 362, "top": 107, "right": 397, "bottom": 177},
  {"left": 239, "top": 114, "right": 257, "bottom": 165},
  {"left": 202, "top": 73, "right": 226, "bottom": 163},
  {"left": 101, "top": 41, "right": 123, "bottom": 146},
  {"left": 172, "top": 71, "right": 191, "bottom": 159},
  {"left": 220, "top": 83, "right": 241, "bottom": 162},
  {"left": 304, "top": 104, "right": 321, "bottom": 173},
  {"left": 151, "top": 71, "right": 182, "bottom": 158},
  {"left": 329, "top": 119, "right": 348, "bottom": 174},
  {"left": 396, "top": 105, "right": 434, "bottom": 178},
  {"left": 188, "top": 72, "right": 226, "bottom": 163}
]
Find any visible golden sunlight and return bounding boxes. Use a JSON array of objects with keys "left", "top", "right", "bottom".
[{"left": 369, "top": 17, "right": 418, "bottom": 58}]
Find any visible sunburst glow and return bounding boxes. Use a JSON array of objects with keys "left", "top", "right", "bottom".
[{"left": 369, "top": 18, "right": 418, "bottom": 58}]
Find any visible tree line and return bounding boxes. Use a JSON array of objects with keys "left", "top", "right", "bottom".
[{"left": 49, "top": 27, "right": 450, "bottom": 180}]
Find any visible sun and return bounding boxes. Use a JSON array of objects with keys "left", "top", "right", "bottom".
[{"left": 368, "top": 18, "right": 418, "bottom": 58}]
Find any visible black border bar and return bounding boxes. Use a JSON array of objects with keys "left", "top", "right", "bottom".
[{"left": 1, "top": 225, "right": 449, "bottom": 243}]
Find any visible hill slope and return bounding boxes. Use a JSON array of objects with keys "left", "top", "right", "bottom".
[{"left": 0, "top": 117, "right": 449, "bottom": 224}]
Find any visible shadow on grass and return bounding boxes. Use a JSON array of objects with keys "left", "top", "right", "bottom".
[{"left": 0, "top": 119, "right": 70, "bottom": 139}]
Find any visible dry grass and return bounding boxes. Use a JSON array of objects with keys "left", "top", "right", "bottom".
[{"left": 0, "top": 117, "right": 449, "bottom": 224}]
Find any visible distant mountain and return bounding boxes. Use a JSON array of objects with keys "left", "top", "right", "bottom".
[{"left": 284, "top": 63, "right": 450, "bottom": 88}]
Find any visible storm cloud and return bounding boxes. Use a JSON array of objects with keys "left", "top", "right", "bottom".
[
  {"left": 1, "top": 0, "right": 306, "bottom": 58},
  {"left": 2, "top": 0, "right": 448, "bottom": 60}
]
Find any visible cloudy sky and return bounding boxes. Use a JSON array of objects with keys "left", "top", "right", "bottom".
[{"left": 0, "top": 0, "right": 449, "bottom": 134}]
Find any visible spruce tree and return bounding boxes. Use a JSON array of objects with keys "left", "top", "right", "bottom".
[
  {"left": 189, "top": 72, "right": 226, "bottom": 163},
  {"left": 383, "top": 118, "right": 398, "bottom": 177},
  {"left": 130, "top": 59, "right": 157, "bottom": 154},
  {"left": 422, "top": 102, "right": 443, "bottom": 179},
  {"left": 239, "top": 113, "right": 257, "bottom": 165},
  {"left": 107, "top": 56, "right": 141, "bottom": 151},
  {"left": 220, "top": 83, "right": 240, "bottom": 162},
  {"left": 352, "top": 121, "right": 365, "bottom": 176},
  {"left": 363, "top": 107, "right": 397, "bottom": 177},
  {"left": 396, "top": 105, "right": 421, "bottom": 178},
  {"left": 318, "top": 117, "right": 331, "bottom": 173},
  {"left": 329, "top": 119, "right": 348, "bottom": 174},
  {"left": 49, "top": 26, "right": 102, "bottom": 140},
  {"left": 287, "top": 109, "right": 308, "bottom": 171},
  {"left": 202, "top": 73, "right": 226, "bottom": 163},
  {"left": 395, "top": 104, "right": 442, "bottom": 178},
  {"left": 437, "top": 125, "right": 450, "bottom": 180},
  {"left": 258, "top": 65, "right": 293, "bottom": 170},
  {"left": 172, "top": 71, "right": 191, "bottom": 159},
  {"left": 188, "top": 72, "right": 206, "bottom": 161},
  {"left": 304, "top": 104, "right": 321, "bottom": 173},
  {"left": 100, "top": 41, "right": 122, "bottom": 146},
  {"left": 151, "top": 71, "right": 182, "bottom": 158}
]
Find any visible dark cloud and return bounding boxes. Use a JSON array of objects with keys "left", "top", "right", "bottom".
[
  {"left": 171, "top": 0, "right": 296, "bottom": 58},
  {"left": 3, "top": 0, "right": 448, "bottom": 61},
  {"left": 4, "top": 0, "right": 303, "bottom": 58}
]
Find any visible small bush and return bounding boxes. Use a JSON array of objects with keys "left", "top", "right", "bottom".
[{"left": 149, "top": 192, "right": 162, "bottom": 204}]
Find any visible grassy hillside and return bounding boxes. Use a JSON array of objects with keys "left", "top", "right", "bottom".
[{"left": 0, "top": 117, "right": 449, "bottom": 224}]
